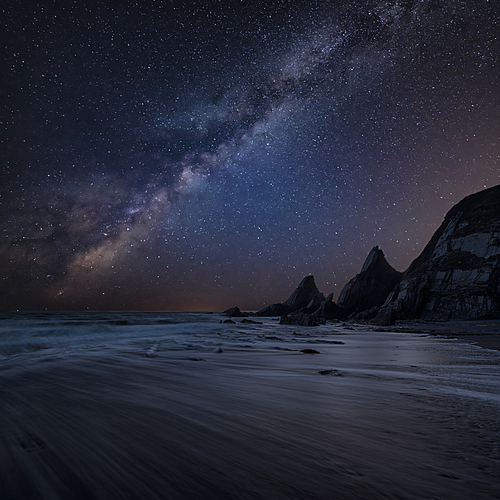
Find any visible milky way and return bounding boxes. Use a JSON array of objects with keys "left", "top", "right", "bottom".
[{"left": 2, "top": 1, "right": 500, "bottom": 310}]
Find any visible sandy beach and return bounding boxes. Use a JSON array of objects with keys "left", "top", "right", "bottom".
[
  {"left": 0, "top": 314, "right": 499, "bottom": 499},
  {"left": 372, "top": 319, "right": 500, "bottom": 352}
]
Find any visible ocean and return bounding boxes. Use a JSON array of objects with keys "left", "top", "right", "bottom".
[{"left": 1, "top": 311, "right": 499, "bottom": 499}]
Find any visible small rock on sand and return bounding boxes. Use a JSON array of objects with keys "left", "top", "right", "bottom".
[{"left": 318, "top": 369, "right": 342, "bottom": 376}]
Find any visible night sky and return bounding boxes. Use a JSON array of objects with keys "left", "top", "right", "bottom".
[{"left": 2, "top": 0, "right": 499, "bottom": 311}]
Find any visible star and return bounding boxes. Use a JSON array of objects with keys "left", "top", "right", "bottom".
[{"left": 1, "top": 0, "right": 499, "bottom": 310}]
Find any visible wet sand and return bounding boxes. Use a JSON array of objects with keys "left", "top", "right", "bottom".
[
  {"left": 373, "top": 319, "right": 500, "bottom": 352},
  {"left": 1, "top": 320, "right": 499, "bottom": 499}
]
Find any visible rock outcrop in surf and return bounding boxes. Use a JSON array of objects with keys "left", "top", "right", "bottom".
[
  {"left": 256, "top": 275, "right": 325, "bottom": 317},
  {"left": 221, "top": 306, "right": 250, "bottom": 317},
  {"left": 226, "top": 185, "right": 500, "bottom": 326},
  {"left": 336, "top": 246, "right": 402, "bottom": 318}
]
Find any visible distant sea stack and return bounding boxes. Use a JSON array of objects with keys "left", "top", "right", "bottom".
[
  {"left": 375, "top": 184, "right": 500, "bottom": 324},
  {"left": 220, "top": 306, "right": 250, "bottom": 317},
  {"left": 256, "top": 275, "right": 325, "bottom": 317},
  {"left": 251, "top": 250, "right": 402, "bottom": 324}
]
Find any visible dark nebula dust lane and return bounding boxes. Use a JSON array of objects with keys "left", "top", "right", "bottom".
[{"left": 2, "top": 1, "right": 500, "bottom": 310}]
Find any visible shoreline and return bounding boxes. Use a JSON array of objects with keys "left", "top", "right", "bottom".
[
  {"left": 350, "top": 319, "right": 500, "bottom": 352},
  {"left": 1, "top": 314, "right": 499, "bottom": 499}
]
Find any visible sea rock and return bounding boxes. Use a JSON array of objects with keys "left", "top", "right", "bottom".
[
  {"left": 256, "top": 276, "right": 325, "bottom": 317},
  {"left": 279, "top": 312, "right": 323, "bottom": 327},
  {"left": 241, "top": 318, "right": 263, "bottom": 324},
  {"left": 221, "top": 306, "right": 250, "bottom": 317},
  {"left": 313, "top": 293, "right": 341, "bottom": 320},
  {"left": 375, "top": 185, "right": 500, "bottom": 323},
  {"left": 352, "top": 306, "right": 380, "bottom": 321},
  {"left": 319, "top": 369, "right": 343, "bottom": 376},
  {"left": 371, "top": 304, "right": 396, "bottom": 326},
  {"left": 336, "top": 246, "right": 402, "bottom": 319}
]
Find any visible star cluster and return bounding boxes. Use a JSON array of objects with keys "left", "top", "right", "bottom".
[{"left": 2, "top": 0, "right": 500, "bottom": 310}]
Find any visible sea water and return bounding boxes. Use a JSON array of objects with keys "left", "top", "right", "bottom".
[
  {"left": 0, "top": 311, "right": 225, "bottom": 364},
  {"left": 0, "top": 311, "right": 499, "bottom": 499}
]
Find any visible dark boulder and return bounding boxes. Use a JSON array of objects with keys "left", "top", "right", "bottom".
[{"left": 319, "top": 369, "right": 342, "bottom": 376}]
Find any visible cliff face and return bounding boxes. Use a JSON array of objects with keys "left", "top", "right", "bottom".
[
  {"left": 336, "top": 246, "right": 402, "bottom": 318},
  {"left": 229, "top": 185, "right": 500, "bottom": 326},
  {"left": 375, "top": 185, "right": 500, "bottom": 324}
]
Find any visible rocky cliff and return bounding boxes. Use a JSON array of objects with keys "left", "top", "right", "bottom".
[
  {"left": 336, "top": 246, "right": 402, "bottom": 319},
  {"left": 227, "top": 185, "right": 500, "bottom": 326},
  {"left": 375, "top": 185, "right": 500, "bottom": 324}
]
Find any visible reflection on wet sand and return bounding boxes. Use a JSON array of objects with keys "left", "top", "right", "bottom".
[{"left": 0, "top": 314, "right": 499, "bottom": 499}]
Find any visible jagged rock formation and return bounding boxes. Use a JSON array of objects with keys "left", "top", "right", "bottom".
[
  {"left": 375, "top": 185, "right": 500, "bottom": 324},
  {"left": 227, "top": 185, "right": 500, "bottom": 326},
  {"left": 221, "top": 306, "right": 250, "bottom": 317},
  {"left": 312, "top": 293, "right": 340, "bottom": 320},
  {"left": 256, "top": 276, "right": 325, "bottom": 317},
  {"left": 336, "top": 246, "right": 402, "bottom": 318},
  {"left": 252, "top": 253, "right": 400, "bottom": 324}
]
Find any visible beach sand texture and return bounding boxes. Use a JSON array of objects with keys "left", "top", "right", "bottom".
[{"left": 0, "top": 313, "right": 499, "bottom": 499}]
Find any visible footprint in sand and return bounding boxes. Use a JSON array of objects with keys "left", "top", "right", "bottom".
[{"left": 17, "top": 433, "right": 46, "bottom": 453}]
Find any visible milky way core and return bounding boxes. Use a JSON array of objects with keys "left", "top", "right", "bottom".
[{"left": 2, "top": 1, "right": 500, "bottom": 310}]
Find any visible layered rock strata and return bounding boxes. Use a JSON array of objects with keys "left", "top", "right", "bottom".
[
  {"left": 226, "top": 185, "right": 500, "bottom": 326},
  {"left": 375, "top": 185, "right": 500, "bottom": 324}
]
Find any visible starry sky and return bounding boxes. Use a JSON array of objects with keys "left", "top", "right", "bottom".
[{"left": 1, "top": 0, "right": 499, "bottom": 311}]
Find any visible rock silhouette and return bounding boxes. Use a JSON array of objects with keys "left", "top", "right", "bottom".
[
  {"left": 336, "top": 246, "right": 402, "bottom": 318},
  {"left": 221, "top": 306, "right": 250, "bottom": 317},
  {"left": 375, "top": 184, "right": 500, "bottom": 324},
  {"left": 256, "top": 276, "right": 325, "bottom": 317},
  {"left": 230, "top": 185, "right": 500, "bottom": 326}
]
